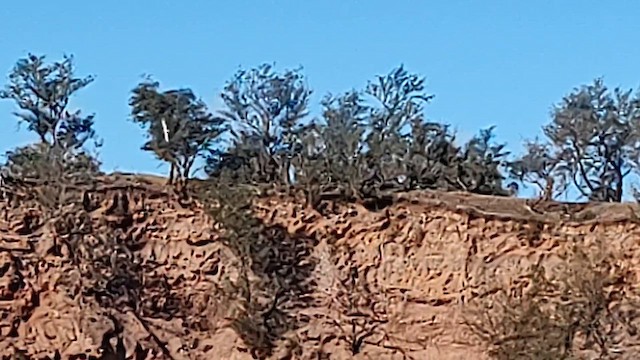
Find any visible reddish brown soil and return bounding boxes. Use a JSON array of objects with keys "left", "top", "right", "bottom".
[{"left": 1, "top": 174, "right": 639, "bottom": 359}]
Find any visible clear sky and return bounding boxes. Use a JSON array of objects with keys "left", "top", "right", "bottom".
[{"left": 1, "top": 1, "right": 639, "bottom": 179}]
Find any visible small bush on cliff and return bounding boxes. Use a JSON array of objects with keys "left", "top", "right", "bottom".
[
  {"left": 3, "top": 142, "right": 100, "bottom": 181},
  {"left": 464, "top": 239, "right": 639, "bottom": 359},
  {"left": 1, "top": 142, "right": 100, "bottom": 208},
  {"left": 194, "top": 177, "right": 315, "bottom": 358}
]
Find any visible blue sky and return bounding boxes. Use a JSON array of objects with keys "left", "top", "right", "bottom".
[{"left": 1, "top": 1, "right": 639, "bottom": 187}]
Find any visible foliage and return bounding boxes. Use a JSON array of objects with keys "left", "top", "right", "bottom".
[
  {"left": 129, "top": 78, "right": 224, "bottom": 184},
  {"left": 360, "top": 65, "right": 434, "bottom": 185},
  {"left": 0, "top": 53, "right": 97, "bottom": 151},
  {"left": 8, "top": 53, "right": 640, "bottom": 205},
  {"left": 206, "top": 64, "right": 510, "bottom": 199},
  {"left": 3, "top": 142, "right": 100, "bottom": 180},
  {"left": 0, "top": 53, "right": 101, "bottom": 210},
  {"left": 401, "top": 120, "right": 458, "bottom": 190},
  {"left": 291, "top": 66, "right": 511, "bottom": 203},
  {"left": 464, "top": 240, "right": 639, "bottom": 359},
  {"left": 204, "top": 65, "right": 510, "bottom": 200},
  {"left": 454, "top": 126, "right": 511, "bottom": 195},
  {"left": 206, "top": 64, "right": 312, "bottom": 185},
  {"left": 509, "top": 137, "right": 565, "bottom": 198},
  {"left": 512, "top": 78, "right": 640, "bottom": 201},
  {"left": 294, "top": 90, "right": 368, "bottom": 198},
  {"left": 1, "top": 142, "right": 101, "bottom": 209},
  {"left": 403, "top": 123, "right": 511, "bottom": 195},
  {"left": 194, "top": 178, "right": 314, "bottom": 357}
]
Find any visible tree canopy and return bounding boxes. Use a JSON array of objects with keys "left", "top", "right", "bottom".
[
  {"left": 0, "top": 54, "right": 97, "bottom": 151},
  {"left": 206, "top": 64, "right": 312, "bottom": 185},
  {"left": 0, "top": 54, "right": 101, "bottom": 185},
  {"left": 1, "top": 53, "right": 640, "bottom": 202},
  {"left": 511, "top": 78, "right": 640, "bottom": 202},
  {"left": 129, "top": 78, "right": 224, "bottom": 185}
]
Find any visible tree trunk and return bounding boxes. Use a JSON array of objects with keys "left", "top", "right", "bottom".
[{"left": 168, "top": 164, "right": 175, "bottom": 185}]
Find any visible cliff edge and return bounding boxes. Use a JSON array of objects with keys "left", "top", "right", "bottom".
[{"left": 1, "top": 174, "right": 639, "bottom": 359}]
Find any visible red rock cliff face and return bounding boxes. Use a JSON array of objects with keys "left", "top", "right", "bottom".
[{"left": 1, "top": 175, "right": 639, "bottom": 359}]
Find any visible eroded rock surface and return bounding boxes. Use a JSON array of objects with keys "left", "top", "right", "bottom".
[{"left": 1, "top": 175, "right": 639, "bottom": 359}]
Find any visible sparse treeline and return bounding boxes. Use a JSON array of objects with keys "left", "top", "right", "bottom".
[{"left": 2, "top": 53, "right": 640, "bottom": 202}]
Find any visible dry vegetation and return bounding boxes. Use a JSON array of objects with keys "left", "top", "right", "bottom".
[
  {"left": 1, "top": 53, "right": 640, "bottom": 359},
  {"left": 2, "top": 168, "right": 640, "bottom": 359},
  {"left": 463, "top": 239, "right": 640, "bottom": 359}
]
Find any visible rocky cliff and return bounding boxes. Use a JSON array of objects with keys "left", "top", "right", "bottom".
[{"left": 1, "top": 174, "right": 639, "bottom": 359}]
